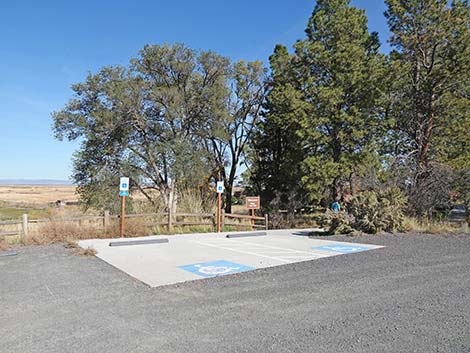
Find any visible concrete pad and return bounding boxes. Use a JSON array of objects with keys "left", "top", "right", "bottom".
[{"left": 79, "top": 229, "right": 383, "bottom": 287}]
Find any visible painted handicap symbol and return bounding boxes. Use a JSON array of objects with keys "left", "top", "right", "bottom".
[
  {"left": 178, "top": 260, "right": 254, "bottom": 278},
  {"left": 313, "top": 244, "right": 371, "bottom": 254},
  {"left": 194, "top": 264, "right": 241, "bottom": 276}
]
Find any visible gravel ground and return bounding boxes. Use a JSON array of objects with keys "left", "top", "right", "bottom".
[{"left": 1, "top": 233, "right": 469, "bottom": 353}]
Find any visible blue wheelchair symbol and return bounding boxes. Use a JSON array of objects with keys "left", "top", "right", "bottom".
[
  {"left": 313, "top": 244, "right": 370, "bottom": 253},
  {"left": 178, "top": 260, "right": 254, "bottom": 278},
  {"left": 121, "top": 183, "right": 128, "bottom": 188}
]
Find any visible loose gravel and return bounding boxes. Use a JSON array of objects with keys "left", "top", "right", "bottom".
[{"left": 1, "top": 233, "right": 469, "bottom": 353}]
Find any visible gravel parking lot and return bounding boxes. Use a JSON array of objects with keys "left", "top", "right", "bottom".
[{"left": 1, "top": 233, "right": 469, "bottom": 353}]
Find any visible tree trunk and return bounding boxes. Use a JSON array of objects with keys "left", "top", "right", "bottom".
[
  {"left": 161, "top": 183, "right": 178, "bottom": 214},
  {"left": 224, "top": 163, "right": 237, "bottom": 214},
  {"left": 349, "top": 171, "right": 357, "bottom": 196},
  {"left": 225, "top": 186, "right": 232, "bottom": 214}
]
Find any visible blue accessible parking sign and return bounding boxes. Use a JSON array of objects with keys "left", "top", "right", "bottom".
[
  {"left": 313, "top": 244, "right": 371, "bottom": 254},
  {"left": 178, "top": 260, "right": 254, "bottom": 278}
]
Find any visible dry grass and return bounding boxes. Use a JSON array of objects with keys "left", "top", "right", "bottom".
[
  {"left": 64, "top": 239, "right": 97, "bottom": 256},
  {"left": 0, "top": 240, "right": 10, "bottom": 251},
  {"left": 403, "top": 217, "right": 463, "bottom": 234},
  {"left": 23, "top": 216, "right": 154, "bottom": 246},
  {"left": 0, "top": 185, "right": 150, "bottom": 207},
  {"left": 24, "top": 221, "right": 104, "bottom": 245},
  {"left": 0, "top": 185, "right": 77, "bottom": 206},
  {"left": 5, "top": 188, "right": 267, "bottom": 249}
]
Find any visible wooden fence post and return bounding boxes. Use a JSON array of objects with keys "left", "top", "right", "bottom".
[
  {"left": 22, "top": 214, "right": 29, "bottom": 241},
  {"left": 104, "top": 210, "right": 110, "bottom": 233},
  {"left": 265, "top": 214, "right": 269, "bottom": 231}
]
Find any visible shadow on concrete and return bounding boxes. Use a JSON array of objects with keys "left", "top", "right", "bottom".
[{"left": 292, "top": 230, "right": 328, "bottom": 237}]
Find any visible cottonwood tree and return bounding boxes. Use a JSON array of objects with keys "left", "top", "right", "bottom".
[
  {"left": 204, "top": 60, "right": 267, "bottom": 213},
  {"left": 53, "top": 44, "right": 230, "bottom": 212}
]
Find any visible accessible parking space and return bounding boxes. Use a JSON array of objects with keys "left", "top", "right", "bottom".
[{"left": 79, "top": 229, "right": 383, "bottom": 287}]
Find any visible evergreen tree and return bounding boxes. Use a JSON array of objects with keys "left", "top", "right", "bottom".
[
  {"left": 249, "top": 45, "right": 309, "bottom": 208},
  {"left": 385, "top": 0, "right": 470, "bottom": 216},
  {"left": 385, "top": 0, "right": 470, "bottom": 181},
  {"left": 294, "top": 0, "right": 387, "bottom": 202}
]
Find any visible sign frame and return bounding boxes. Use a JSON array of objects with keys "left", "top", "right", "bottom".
[
  {"left": 246, "top": 196, "right": 261, "bottom": 210},
  {"left": 120, "top": 177, "right": 130, "bottom": 192},
  {"left": 119, "top": 177, "right": 130, "bottom": 238}
]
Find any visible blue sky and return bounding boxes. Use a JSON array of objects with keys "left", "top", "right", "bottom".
[{"left": 0, "top": 0, "right": 389, "bottom": 181}]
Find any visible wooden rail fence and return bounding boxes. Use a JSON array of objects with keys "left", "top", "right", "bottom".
[{"left": 0, "top": 210, "right": 269, "bottom": 240}]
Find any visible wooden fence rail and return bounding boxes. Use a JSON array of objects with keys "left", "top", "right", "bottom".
[{"left": 0, "top": 210, "right": 269, "bottom": 240}]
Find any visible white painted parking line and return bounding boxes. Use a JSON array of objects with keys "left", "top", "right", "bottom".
[
  {"left": 191, "top": 240, "right": 293, "bottom": 263},
  {"left": 198, "top": 238, "right": 331, "bottom": 258}
]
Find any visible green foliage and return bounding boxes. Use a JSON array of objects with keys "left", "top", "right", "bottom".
[
  {"left": 318, "top": 188, "right": 406, "bottom": 235},
  {"left": 0, "top": 203, "right": 50, "bottom": 221},
  {"left": 348, "top": 187, "right": 407, "bottom": 234},
  {"left": 51, "top": 2, "right": 470, "bottom": 225},
  {"left": 249, "top": 45, "right": 309, "bottom": 207},
  {"left": 204, "top": 60, "right": 267, "bottom": 213},
  {"left": 385, "top": 0, "right": 470, "bottom": 182},
  {"left": 322, "top": 210, "right": 356, "bottom": 235},
  {"left": 250, "top": 0, "right": 387, "bottom": 209},
  {"left": 295, "top": 0, "right": 387, "bottom": 201},
  {"left": 53, "top": 43, "right": 266, "bottom": 213}
]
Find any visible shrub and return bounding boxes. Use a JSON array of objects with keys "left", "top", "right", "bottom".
[
  {"left": 323, "top": 210, "right": 355, "bottom": 235},
  {"left": 320, "top": 187, "right": 407, "bottom": 235},
  {"left": 348, "top": 187, "right": 407, "bottom": 234}
]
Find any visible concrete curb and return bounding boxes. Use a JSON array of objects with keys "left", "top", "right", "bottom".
[{"left": 109, "top": 238, "right": 169, "bottom": 247}]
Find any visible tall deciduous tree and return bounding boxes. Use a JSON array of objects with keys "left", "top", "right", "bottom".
[
  {"left": 53, "top": 44, "right": 230, "bottom": 212},
  {"left": 295, "top": 0, "right": 387, "bottom": 202},
  {"left": 204, "top": 61, "right": 267, "bottom": 213}
]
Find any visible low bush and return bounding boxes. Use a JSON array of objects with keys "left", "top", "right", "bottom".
[
  {"left": 24, "top": 221, "right": 104, "bottom": 245},
  {"left": 348, "top": 187, "right": 407, "bottom": 234},
  {"left": 324, "top": 210, "right": 356, "bottom": 235},
  {"left": 321, "top": 187, "right": 407, "bottom": 235}
]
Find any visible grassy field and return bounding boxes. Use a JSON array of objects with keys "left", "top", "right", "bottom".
[
  {"left": 0, "top": 185, "right": 77, "bottom": 206},
  {"left": 0, "top": 185, "right": 77, "bottom": 221},
  {"left": 0, "top": 203, "right": 51, "bottom": 221}
]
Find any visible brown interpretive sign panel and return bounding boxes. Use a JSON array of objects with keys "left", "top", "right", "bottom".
[{"left": 246, "top": 196, "right": 260, "bottom": 210}]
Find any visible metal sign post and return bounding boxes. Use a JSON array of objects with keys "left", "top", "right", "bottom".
[
  {"left": 246, "top": 196, "right": 261, "bottom": 228},
  {"left": 216, "top": 181, "right": 224, "bottom": 232},
  {"left": 119, "top": 177, "right": 129, "bottom": 238}
]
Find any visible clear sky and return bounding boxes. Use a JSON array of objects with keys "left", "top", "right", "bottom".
[{"left": 0, "top": 0, "right": 389, "bottom": 181}]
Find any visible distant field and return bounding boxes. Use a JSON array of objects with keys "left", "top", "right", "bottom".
[{"left": 0, "top": 185, "right": 78, "bottom": 206}]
